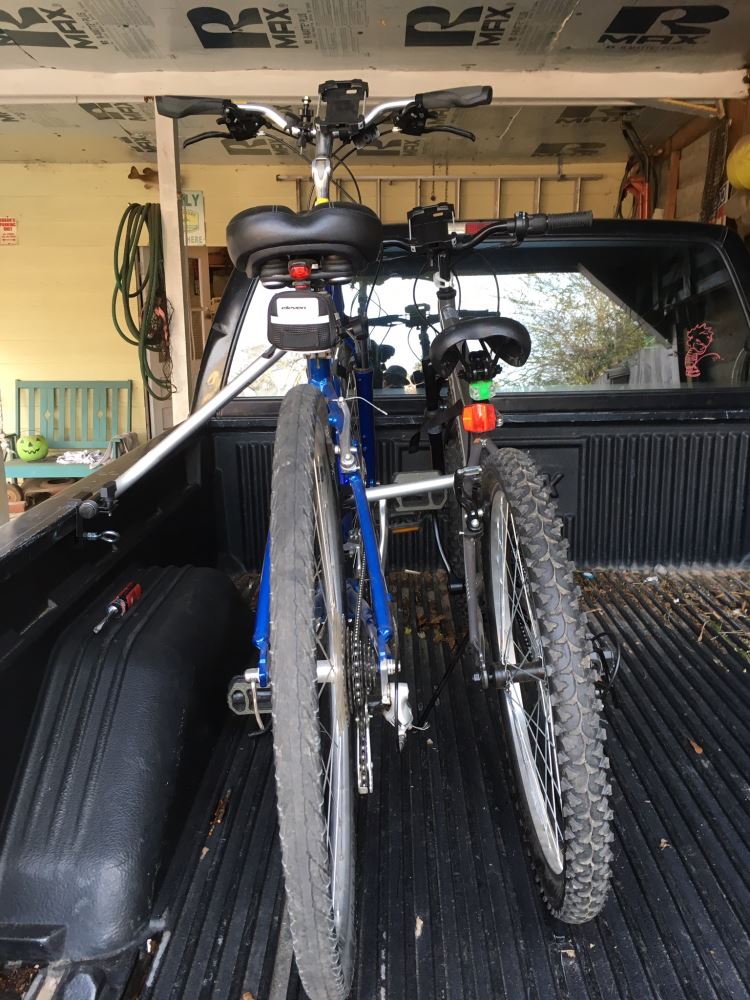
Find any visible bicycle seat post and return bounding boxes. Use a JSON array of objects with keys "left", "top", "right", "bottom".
[{"left": 311, "top": 131, "right": 333, "bottom": 205}]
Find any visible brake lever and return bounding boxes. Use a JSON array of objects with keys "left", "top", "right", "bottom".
[
  {"left": 423, "top": 125, "right": 476, "bottom": 141},
  {"left": 393, "top": 104, "right": 476, "bottom": 141},
  {"left": 222, "top": 106, "right": 264, "bottom": 142},
  {"left": 393, "top": 102, "right": 429, "bottom": 137},
  {"left": 183, "top": 130, "right": 232, "bottom": 148}
]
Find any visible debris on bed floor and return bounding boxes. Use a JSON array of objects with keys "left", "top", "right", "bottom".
[
  {"left": 0, "top": 964, "right": 39, "bottom": 999},
  {"left": 139, "top": 567, "right": 750, "bottom": 1000}
]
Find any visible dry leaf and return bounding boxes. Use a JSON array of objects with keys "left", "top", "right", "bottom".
[
  {"left": 689, "top": 738, "right": 703, "bottom": 755},
  {"left": 208, "top": 789, "right": 231, "bottom": 838},
  {"left": 561, "top": 948, "right": 576, "bottom": 958},
  {"left": 659, "top": 837, "right": 670, "bottom": 850},
  {"left": 243, "top": 993, "right": 255, "bottom": 1000},
  {"left": 200, "top": 847, "right": 209, "bottom": 861},
  {"left": 415, "top": 916, "right": 423, "bottom": 940}
]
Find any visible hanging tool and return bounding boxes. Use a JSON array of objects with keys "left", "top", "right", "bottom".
[
  {"left": 615, "top": 121, "right": 657, "bottom": 220},
  {"left": 92, "top": 581, "right": 142, "bottom": 634}
]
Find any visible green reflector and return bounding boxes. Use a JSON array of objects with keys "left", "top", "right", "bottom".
[{"left": 469, "top": 380, "right": 494, "bottom": 401}]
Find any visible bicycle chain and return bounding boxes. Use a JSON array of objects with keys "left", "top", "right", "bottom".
[{"left": 346, "top": 538, "right": 377, "bottom": 792}]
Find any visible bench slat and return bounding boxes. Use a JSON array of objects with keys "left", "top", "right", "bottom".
[{"left": 13, "top": 380, "right": 132, "bottom": 450}]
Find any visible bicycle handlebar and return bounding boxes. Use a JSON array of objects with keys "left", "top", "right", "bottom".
[
  {"left": 157, "top": 85, "right": 494, "bottom": 142},
  {"left": 235, "top": 102, "right": 300, "bottom": 134},
  {"left": 535, "top": 210, "right": 593, "bottom": 233},
  {"left": 383, "top": 210, "right": 593, "bottom": 255},
  {"left": 156, "top": 96, "right": 227, "bottom": 119},
  {"left": 415, "top": 86, "right": 492, "bottom": 110},
  {"left": 466, "top": 209, "right": 593, "bottom": 246}
]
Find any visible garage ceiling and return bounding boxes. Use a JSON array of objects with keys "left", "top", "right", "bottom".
[
  {"left": 0, "top": 1, "right": 748, "bottom": 73},
  {"left": 0, "top": 2, "right": 747, "bottom": 164},
  {"left": 0, "top": 99, "right": 691, "bottom": 164}
]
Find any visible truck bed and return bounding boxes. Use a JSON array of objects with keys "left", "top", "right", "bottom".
[{"left": 136, "top": 567, "right": 750, "bottom": 1000}]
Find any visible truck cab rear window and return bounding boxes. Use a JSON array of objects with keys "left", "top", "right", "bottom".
[{"left": 227, "top": 236, "right": 750, "bottom": 396}]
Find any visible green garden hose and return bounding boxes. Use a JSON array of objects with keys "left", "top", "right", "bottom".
[{"left": 112, "top": 203, "right": 174, "bottom": 400}]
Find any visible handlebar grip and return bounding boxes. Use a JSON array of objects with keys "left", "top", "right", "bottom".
[
  {"left": 415, "top": 86, "right": 492, "bottom": 110},
  {"left": 156, "top": 96, "right": 228, "bottom": 119},
  {"left": 542, "top": 210, "right": 593, "bottom": 233}
]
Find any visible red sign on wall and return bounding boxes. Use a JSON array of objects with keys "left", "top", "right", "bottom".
[{"left": 0, "top": 216, "right": 17, "bottom": 245}]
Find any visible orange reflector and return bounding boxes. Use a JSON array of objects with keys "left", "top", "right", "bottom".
[{"left": 462, "top": 403, "right": 496, "bottom": 433}]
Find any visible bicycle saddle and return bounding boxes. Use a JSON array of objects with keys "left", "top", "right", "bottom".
[
  {"left": 226, "top": 202, "right": 383, "bottom": 286},
  {"left": 429, "top": 316, "right": 531, "bottom": 378}
]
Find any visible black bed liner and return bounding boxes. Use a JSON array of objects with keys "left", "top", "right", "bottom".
[{"left": 144, "top": 569, "right": 750, "bottom": 1000}]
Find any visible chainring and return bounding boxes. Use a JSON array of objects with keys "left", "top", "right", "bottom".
[{"left": 346, "top": 612, "right": 377, "bottom": 794}]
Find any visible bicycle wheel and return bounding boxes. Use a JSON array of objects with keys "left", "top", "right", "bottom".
[
  {"left": 268, "top": 384, "right": 355, "bottom": 999},
  {"left": 481, "top": 448, "right": 613, "bottom": 923}
]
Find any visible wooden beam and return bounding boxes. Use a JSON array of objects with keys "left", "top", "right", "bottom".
[
  {"left": 727, "top": 98, "right": 750, "bottom": 154},
  {"left": 0, "top": 68, "right": 747, "bottom": 102},
  {"left": 154, "top": 109, "right": 191, "bottom": 424},
  {"left": 666, "top": 115, "right": 717, "bottom": 153}
]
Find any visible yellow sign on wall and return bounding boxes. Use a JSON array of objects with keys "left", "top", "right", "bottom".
[{"left": 182, "top": 190, "right": 205, "bottom": 246}]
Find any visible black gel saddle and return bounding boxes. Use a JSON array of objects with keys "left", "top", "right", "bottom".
[
  {"left": 226, "top": 202, "right": 383, "bottom": 287},
  {"left": 430, "top": 315, "right": 532, "bottom": 377}
]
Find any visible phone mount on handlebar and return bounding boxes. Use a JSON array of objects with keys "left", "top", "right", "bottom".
[{"left": 318, "top": 79, "right": 368, "bottom": 130}]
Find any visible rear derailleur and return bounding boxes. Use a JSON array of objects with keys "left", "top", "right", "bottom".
[{"left": 346, "top": 612, "right": 412, "bottom": 794}]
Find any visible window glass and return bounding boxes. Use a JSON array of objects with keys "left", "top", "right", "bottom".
[{"left": 227, "top": 239, "right": 750, "bottom": 396}]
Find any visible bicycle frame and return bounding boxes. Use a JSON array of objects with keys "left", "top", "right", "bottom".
[{"left": 252, "top": 353, "right": 392, "bottom": 687}]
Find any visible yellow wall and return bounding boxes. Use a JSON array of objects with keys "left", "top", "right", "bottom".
[{"left": 0, "top": 160, "right": 624, "bottom": 440}]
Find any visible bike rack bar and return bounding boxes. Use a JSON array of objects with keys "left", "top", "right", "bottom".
[
  {"left": 113, "top": 348, "right": 286, "bottom": 499},
  {"left": 365, "top": 474, "right": 454, "bottom": 504}
]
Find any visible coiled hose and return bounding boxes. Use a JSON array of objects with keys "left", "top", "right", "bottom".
[{"left": 112, "top": 203, "right": 173, "bottom": 400}]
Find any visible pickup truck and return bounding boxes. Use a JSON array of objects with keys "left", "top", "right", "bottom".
[{"left": 1, "top": 218, "right": 749, "bottom": 1000}]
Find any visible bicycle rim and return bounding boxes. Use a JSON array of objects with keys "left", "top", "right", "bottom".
[{"left": 488, "top": 489, "right": 565, "bottom": 875}]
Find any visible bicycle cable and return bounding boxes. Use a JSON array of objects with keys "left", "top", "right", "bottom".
[{"left": 330, "top": 151, "right": 363, "bottom": 203}]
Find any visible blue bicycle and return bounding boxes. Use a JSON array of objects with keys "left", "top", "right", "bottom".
[{"left": 160, "top": 81, "right": 612, "bottom": 1000}]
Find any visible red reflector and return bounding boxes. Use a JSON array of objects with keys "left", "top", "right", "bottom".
[
  {"left": 289, "top": 262, "right": 311, "bottom": 280},
  {"left": 462, "top": 403, "right": 496, "bottom": 433},
  {"left": 463, "top": 221, "right": 492, "bottom": 235}
]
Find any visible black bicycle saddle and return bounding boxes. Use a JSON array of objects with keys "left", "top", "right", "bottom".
[
  {"left": 430, "top": 316, "right": 531, "bottom": 378},
  {"left": 226, "top": 202, "right": 383, "bottom": 285}
]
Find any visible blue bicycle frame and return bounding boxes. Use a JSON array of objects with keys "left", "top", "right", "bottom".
[{"left": 252, "top": 345, "right": 393, "bottom": 687}]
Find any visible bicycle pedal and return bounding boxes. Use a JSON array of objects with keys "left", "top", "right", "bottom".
[
  {"left": 389, "top": 513, "right": 423, "bottom": 533},
  {"left": 391, "top": 471, "right": 447, "bottom": 514}
]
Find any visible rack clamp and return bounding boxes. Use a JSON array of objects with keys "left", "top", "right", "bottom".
[
  {"left": 75, "top": 482, "right": 120, "bottom": 546},
  {"left": 454, "top": 465, "right": 483, "bottom": 536}
]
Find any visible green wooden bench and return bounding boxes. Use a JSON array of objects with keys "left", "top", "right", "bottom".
[{"left": 5, "top": 380, "right": 133, "bottom": 481}]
